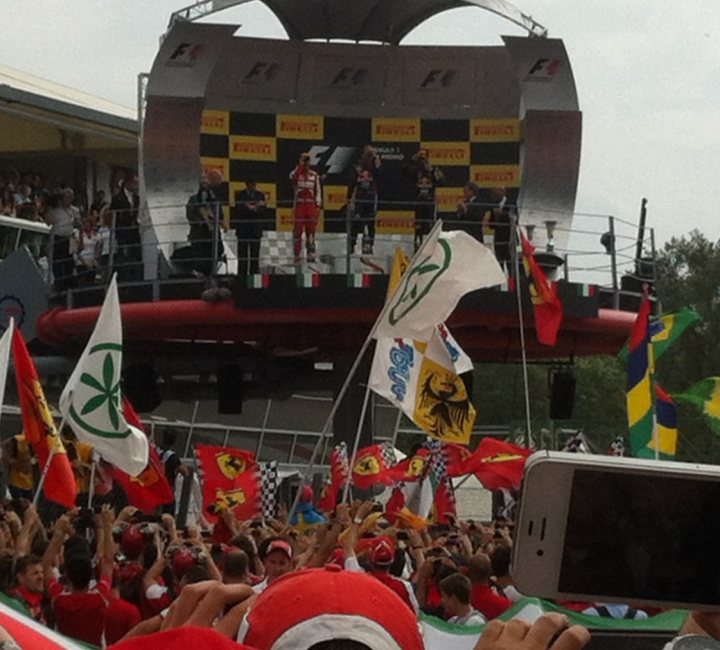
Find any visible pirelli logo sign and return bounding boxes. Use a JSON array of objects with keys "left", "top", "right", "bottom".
[
  {"left": 435, "top": 187, "right": 465, "bottom": 214},
  {"left": 230, "top": 136, "right": 277, "bottom": 162},
  {"left": 470, "top": 119, "right": 521, "bottom": 143},
  {"left": 421, "top": 142, "right": 470, "bottom": 166},
  {"left": 471, "top": 165, "right": 521, "bottom": 188},
  {"left": 324, "top": 185, "right": 348, "bottom": 211},
  {"left": 201, "top": 110, "right": 229, "bottom": 135},
  {"left": 372, "top": 118, "right": 421, "bottom": 142},
  {"left": 276, "top": 207, "right": 325, "bottom": 233},
  {"left": 277, "top": 114, "right": 324, "bottom": 140},
  {"left": 376, "top": 210, "right": 415, "bottom": 235}
]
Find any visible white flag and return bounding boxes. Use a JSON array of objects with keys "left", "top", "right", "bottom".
[
  {"left": 374, "top": 229, "right": 505, "bottom": 342},
  {"left": 369, "top": 328, "right": 475, "bottom": 445},
  {"left": 59, "top": 276, "right": 149, "bottom": 476},
  {"left": 0, "top": 319, "right": 14, "bottom": 422}
]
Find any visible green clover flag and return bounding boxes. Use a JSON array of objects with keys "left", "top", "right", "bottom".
[
  {"left": 59, "top": 275, "right": 149, "bottom": 476},
  {"left": 374, "top": 228, "right": 506, "bottom": 343}
]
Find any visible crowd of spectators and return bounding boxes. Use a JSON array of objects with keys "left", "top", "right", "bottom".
[
  {"left": 0, "top": 486, "right": 529, "bottom": 649},
  {"left": 2, "top": 487, "right": 720, "bottom": 649},
  {"left": 0, "top": 168, "right": 140, "bottom": 289}
]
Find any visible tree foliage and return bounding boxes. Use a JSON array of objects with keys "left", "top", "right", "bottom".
[{"left": 654, "top": 230, "right": 720, "bottom": 462}]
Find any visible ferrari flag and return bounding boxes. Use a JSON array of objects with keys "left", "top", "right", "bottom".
[
  {"left": 520, "top": 229, "right": 563, "bottom": 346},
  {"left": 12, "top": 328, "right": 77, "bottom": 509},
  {"left": 195, "top": 444, "right": 260, "bottom": 521},
  {"left": 59, "top": 275, "right": 149, "bottom": 476}
]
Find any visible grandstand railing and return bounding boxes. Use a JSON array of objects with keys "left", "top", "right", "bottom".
[{"left": 32, "top": 197, "right": 657, "bottom": 310}]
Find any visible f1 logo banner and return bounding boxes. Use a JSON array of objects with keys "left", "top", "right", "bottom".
[
  {"left": 401, "top": 55, "right": 473, "bottom": 106},
  {"left": 330, "top": 67, "right": 368, "bottom": 87},
  {"left": 243, "top": 62, "right": 280, "bottom": 84},
  {"left": 166, "top": 42, "right": 205, "bottom": 67},
  {"left": 420, "top": 69, "right": 456, "bottom": 89},
  {"left": 525, "top": 57, "right": 563, "bottom": 81}
]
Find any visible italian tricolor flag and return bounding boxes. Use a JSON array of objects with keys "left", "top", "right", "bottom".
[
  {"left": 420, "top": 597, "right": 686, "bottom": 649},
  {"left": 347, "top": 273, "right": 371, "bottom": 288},
  {"left": 297, "top": 272, "right": 320, "bottom": 288},
  {"left": 247, "top": 274, "right": 270, "bottom": 289}
]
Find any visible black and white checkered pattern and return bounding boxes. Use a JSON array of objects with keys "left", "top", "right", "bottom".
[
  {"left": 259, "top": 231, "right": 413, "bottom": 274},
  {"left": 381, "top": 441, "right": 397, "bottom": 470},
  {"left": 562, "top": 432, "right": 589, "bottom": 454},
  {"left": 260, "top": 461, "right": 279, "bottom": 520},
  {"left": 609, "top": 435, "right": 626, "bottom": 457}
]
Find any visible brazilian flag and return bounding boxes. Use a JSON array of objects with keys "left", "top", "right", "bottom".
[
  {"left": 619, "top": 307, "right": 701, "bottom": 362},
  {"left": 674, "top": 377, "right": 720, "bottom": 435}
]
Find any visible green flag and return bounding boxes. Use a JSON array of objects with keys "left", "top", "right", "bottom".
[
  {"left": 619, "top": 307, "right": 701, "bottom": 362},
  {"left": 674, "top": 377, "right": 720, "bottom": 435}
]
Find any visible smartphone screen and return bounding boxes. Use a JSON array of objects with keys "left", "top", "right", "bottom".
[{"left": 559, "top": 469, "right": 720, "bottom": 604}]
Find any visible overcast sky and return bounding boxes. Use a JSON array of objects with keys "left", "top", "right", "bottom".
[{"left": 3, "top": 1, "right": 719, "bottom": 253}]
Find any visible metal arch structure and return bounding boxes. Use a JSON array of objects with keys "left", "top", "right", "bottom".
[{"left": 167, "top": 0, "right": 548, "bottom": 43}]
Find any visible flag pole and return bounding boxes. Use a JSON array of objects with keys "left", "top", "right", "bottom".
[
  {"left": 288, "top": 221, "right": 445, "bottom": 521},
  {"left": 32, "top": 449, "right": 56, "bottom": 507},
  {"left": 87, "top": 453, "right": 98, "bottom": 509},
  {"left": 32, "top": 416, "right": 66, "bottom": 507},
  {"left": 183, "top": 400, "right": 201, "bottom": 459},
  {"left": 513, "top": 223, "right": 533, "bottom": 447},
  {"left": 341, "top": 382, "right": 372, "bottom": 504}
]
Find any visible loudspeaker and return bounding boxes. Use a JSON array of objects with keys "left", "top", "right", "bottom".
[
  {"left": 217, "top": 364, "right": 244, "bottom": 414},
  {"left": 123, "top": 363, "right": 161, "bottom": 412},
  {"left": 549, "top": 370, "right": 576, "bottom": 420}
]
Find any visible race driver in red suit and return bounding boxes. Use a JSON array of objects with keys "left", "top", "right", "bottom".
[{"left": 290, "top": 152, "right": 322, "bottom": 263}]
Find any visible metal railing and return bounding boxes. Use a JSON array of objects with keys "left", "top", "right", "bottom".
[{"left": 40, "top": 197, "right": 658, "bottom": 308}]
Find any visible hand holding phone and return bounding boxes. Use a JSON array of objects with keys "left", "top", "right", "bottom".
[
  {"left": 475, "top": 613, "right": 590, "bottom": 650},
  {"left": 513, "top": 452, "right": 720, "bottom": 611}
]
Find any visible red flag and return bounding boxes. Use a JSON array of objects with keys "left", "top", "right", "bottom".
[
  {"left": 12, "top": 329, "right": 77, "bottom": 509},
  {"left": 318, "top": 443, "right": 350, "bottom": 513},
  {"left": 383, "top": 448, "right": 430, "bottom": 484},
  {"left": 108, "top": 397, "right": 174, "bottom": 512},
  {"left": 351, "top": 443, "right": 396, "bottom": 490},
  {"left": 520, "top": 230, "right": 563, "bottom": 346},
  {"left": 441, "top": 443, "right": 474, "bottom": 478},
  {"left": 463, "top": 437, "right": 531, "bottom": 491},
  {"left": 195, "top": 444, "right": 260, "bottom": 522}
]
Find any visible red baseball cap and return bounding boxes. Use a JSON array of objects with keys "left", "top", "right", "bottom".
[
  {"left": 110, "top": 626, "right": 256, "bottom": 649},
  {"left": 370, "top": 538, "right": 395, "bottom": 567},
  {"left": 172, "top": 549, "right": 196, "bottom": 579},
  {"left": 265, "top": 540, "right": 292, "bottom": 560},
  {"left": 238, "top": 567, "right": 423, "bottom": 650},
  {"left": 121, "top": 526, "right": 144, "bottom": 559}
]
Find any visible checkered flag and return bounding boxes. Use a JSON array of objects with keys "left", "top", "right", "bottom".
[
  {"left": 609, "top": 435, "right": 626, "bottom": 457},
  {"left": 380, "top": 441, "right": 397, "bottom": 469},
  {"left": 260, "top": 461, "right": 279, "bottom": 520},
  {"left": 562, "top": 432, "right": 589, "bottom": 454},
  {"left": 424, "top": 438, "right": 456, "bottom": 523}
]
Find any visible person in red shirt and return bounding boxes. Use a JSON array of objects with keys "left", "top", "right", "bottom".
[
  {"left": 365, "top": 538, "right": 419, "bottom": 613},
  {"left": 8, "top": 554, "right": 46, "bottom": 624},
  {"left": 41, "top": 506, "right": 115, "bottom": 647},
  {"left": 289, "top": 153, "right": 322, "bottom": 263},
  {"left": 105, "top": 574, "right": 142, "bottom": 645},
  {"left": 468, "top": 552, "right": 512, "bottom": 620}
]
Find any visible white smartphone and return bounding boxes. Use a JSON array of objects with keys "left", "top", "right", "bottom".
[{"left": 513, "top": 451, "right": 720, "bottom": 611}]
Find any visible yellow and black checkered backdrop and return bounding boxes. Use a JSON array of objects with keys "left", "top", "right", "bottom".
[{"left": 199, "top": 111, "right": 521, "bottom": 234}]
